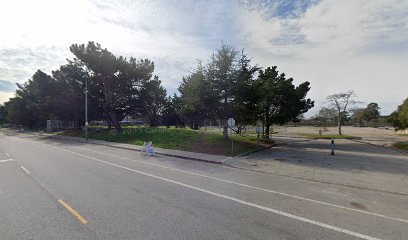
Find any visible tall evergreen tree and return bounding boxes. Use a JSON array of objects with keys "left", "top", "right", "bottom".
[
  {"left": 178, "top": 64, "right": 216, "bottom": 130},
  {"left": 255, "top": 66, "right": 314, "bottom": 139},
  {"left": 70, "top": 41, "right": 156, "bottom": 130}
]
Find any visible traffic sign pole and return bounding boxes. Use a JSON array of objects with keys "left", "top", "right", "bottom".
[
  {"left": 85, "top": 78, "right": 88, "bottom": 141},
  {"left": 227, "top": 118, "right": 235, "bottom": 156}
]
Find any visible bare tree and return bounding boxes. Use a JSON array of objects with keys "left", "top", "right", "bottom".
[
  {"left": 314, "top": 107, "right": 337, "bottom": 130},
  {"left": 326, "top": 91, "right": 357, "bottom": 135}
]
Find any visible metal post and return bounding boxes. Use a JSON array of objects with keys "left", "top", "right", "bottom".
[
  {"left": 230, "top": 127, "right": 234, "bottom": 156},
  {"left": 85, "top": 78, "right": 88, "bottom": 141},
  {"left": 231, "top": 137, "right": 234, "bottom": 156},
  {"left": 331, "top": 138, "right": 335, "bottom": 155},
  {"left": 257, "top": 131, "right": 260, "bottom": 147}
]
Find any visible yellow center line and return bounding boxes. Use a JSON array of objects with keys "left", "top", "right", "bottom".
[
  {"left": 57, "top": 199, "right": 88, "bottom": 224},
  {"left": 20, "top": 166, "right": 30, "bottom": 174}
]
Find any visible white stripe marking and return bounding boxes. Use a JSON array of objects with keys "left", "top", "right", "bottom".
[
  {"left": 5, "top": 152, "right": 10, "bottom": 157},
  {"left": 21, "top": 166, "right": 30, "bottom": 174},
  {"left": 0, "top": 159, "right": 14, "bottom": 163},
  {"left": 40, "top": 143, "right": 380, "bottom": 240},
  {"left": 76, "top": 146, "right": 408, "bottom": 224}
]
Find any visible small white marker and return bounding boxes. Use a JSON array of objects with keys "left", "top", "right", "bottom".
[
  {"left": 5, "top": 152, "right": 10, "bottom": 157},
  {"left": 20, "top": 166, "right": 30, "bottom": 175}
]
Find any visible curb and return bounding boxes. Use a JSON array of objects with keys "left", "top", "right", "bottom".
[
  {"left": 234, "top": 143, "right": 276, "bottom": 158},
  {"left": 390, "top": 144, "right": 408, "bottom": 155},
  {"left": 350, "top": 139, "right": 408, "bottom": 155},
  {"left": 48, "top": 135, "right": 223, "bottom": 164}
]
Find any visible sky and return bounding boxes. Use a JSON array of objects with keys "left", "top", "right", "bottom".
[{"left": 0, "top": 0, "right": 407, "bottom": 117}]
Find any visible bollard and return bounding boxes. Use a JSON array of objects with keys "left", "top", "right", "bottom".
[{"left": 331, "top": 138, "right": 335, "bottom": 155}]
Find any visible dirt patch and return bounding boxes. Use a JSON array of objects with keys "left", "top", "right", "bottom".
[{"left": 275, "top": 126, "right": 405, "bottom": 142}]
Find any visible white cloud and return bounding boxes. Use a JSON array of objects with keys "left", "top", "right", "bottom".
[
  {"left": 0, "top": 0, "right": 233, "bottom": 93},
  {"left": 236, "top": 0, "right": 408, "bottom": 116},
  {"left": 0, "top": 92, "right": 15, "bottom": 104},
  {"left": 0, "top": 0, "right": 406, "bottom": 116}
]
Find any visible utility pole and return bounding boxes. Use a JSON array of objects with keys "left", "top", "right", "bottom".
[{"left": 85, "top": 78, "right": 88, "bottom": 141}]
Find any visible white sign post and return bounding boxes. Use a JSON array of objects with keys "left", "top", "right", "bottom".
[{"left": 227, "top": 118, "right": 235, "bottom": 155}]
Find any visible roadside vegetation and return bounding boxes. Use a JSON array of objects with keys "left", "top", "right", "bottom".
[
  {"left": 61, "top": 126, "right": 272, "bottom": 156},
  {"left": 394, "top": 142, "right": 408, "bottom": 151},
  {"left": 0, "top": 41, "right": 313, "bottom": 139},
  {"left": 0, "top": 40, "right": 406, "bottom": 155},
  {"left": 388, "top": 98, "right": 408, "bottom": 131}
]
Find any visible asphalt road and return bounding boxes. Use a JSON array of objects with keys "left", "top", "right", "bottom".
[{"left": 0, "top": 131, "right": 407, "bottom": 240}]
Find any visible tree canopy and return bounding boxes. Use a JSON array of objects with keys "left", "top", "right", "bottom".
[
  {"left": 3, "top": 41, "right": 166, "bottom": 130},
  {"left": 70, "top": 41, "right": 159, "bottom": 130},
  {"left": 388, "top": 98, "right": 408, "bottom": 131},
  {"left": 255, "top": 66, "right": 314, "bottom": 138},
  {"left": 326, "top": 91, "right": 357, "bottom": 135},
  {"left": 176, "top": 45, "right": 313, "bottom": 138},
  {"left": 2, "top": 42, "right": 315, "bottom": 136}
]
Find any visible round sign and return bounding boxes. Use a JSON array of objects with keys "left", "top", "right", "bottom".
[{"left": 227, "top": 118, "right": 235, "bottom": 127}]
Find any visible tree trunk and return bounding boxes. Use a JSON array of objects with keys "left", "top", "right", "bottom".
[
  {"left": 110, "top": 112, "right": 121, "bottom": 131},
  {"left": 223, "top": 125, "right": 228, "bottom": 139},
  {"left": 262, "top": 119, "right": 265, "bottom": 137},
  {"left": 265, "top": 125, "right": 270, "bottom": 140},
  {"left": 74, "top": 112, "right": 80, "bottom": 130},
  {"left": 265, "top": 112, "right": 270, "bottom": 140},
  {"left": 105, "top": 107, "right": 112, "bottom": 129},
  {"left": 338, "top": 118, "right": 342, "bottom": 135},
  {"left": 107, "top": 118, "right": 112, "bottom": 129}
]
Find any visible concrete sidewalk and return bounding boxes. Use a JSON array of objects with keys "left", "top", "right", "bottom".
[
  {"left": 49, "top": 134, "right": 228, "bottom": 163},
  {"left": 224, "top": 137, "right": 408, "bottom": 195}
]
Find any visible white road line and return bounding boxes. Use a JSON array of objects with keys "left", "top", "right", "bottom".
[
  {"left": 0, "top": 145, "right": 11, "bottom": 157},
  {"left": 20, "top": 165, "right": 30, "bottom": 174},
  {"left": 39, "top": 142, "right": 380, "bottom": 240},
  {"left": 0, "top": 159, "right": 14, "bottom": 163},
  {"left": 75, "top": 146, "right": 408, "bottom": 224}
]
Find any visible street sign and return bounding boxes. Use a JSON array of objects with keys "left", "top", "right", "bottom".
[
  {"left": 227, "top": 118, "right": 235, "bottom": 127},
  {"left": 256, "top": 127, "right": 261, "bottom": 133}
]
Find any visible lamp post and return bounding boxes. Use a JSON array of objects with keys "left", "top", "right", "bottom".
[{"left": 85, "top": 78, "right": 88, "bottom": 141}]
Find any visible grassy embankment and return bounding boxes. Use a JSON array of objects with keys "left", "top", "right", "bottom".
[
  {"left": 394, "top": 142, "right": 408, "bottom": 151},
  {"left": 394, "top": 134, "right": 408, "bottom": 151},
  {"left": 61, "top": 126, "right": 272, "bottom": 156}
]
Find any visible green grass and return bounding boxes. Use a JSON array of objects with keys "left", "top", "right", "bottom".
[
  {"left": 399, "top": 134, "right": 408, "bottom": 137},
  {"left": 302, "top": 134, "right": 360, "bottom": 140},
  {"left": 60, "top": 126, "right": 272, "bottom": 156},
  {"left": 394, "top": 142, "right": 408, "bottom": 151}
]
